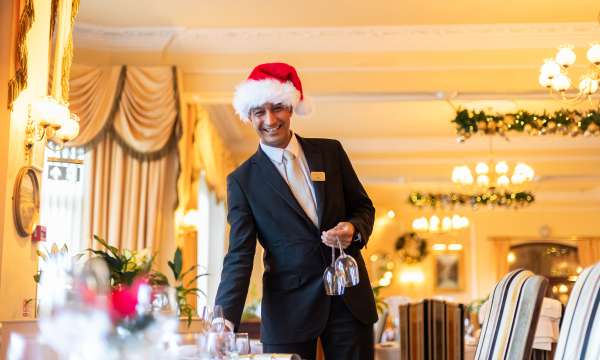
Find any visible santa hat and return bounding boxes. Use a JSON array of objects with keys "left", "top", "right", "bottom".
[{"left": 233, "top": 62, "right": 312, "bottom": 122}]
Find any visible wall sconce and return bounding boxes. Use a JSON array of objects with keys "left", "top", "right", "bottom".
[{"left": 25, "top": 96, "right": 80, "bottom": 159}]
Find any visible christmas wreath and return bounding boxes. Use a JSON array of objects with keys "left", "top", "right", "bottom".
[{"left": 395, "top": 232, "right": 428, "bottom": 264}]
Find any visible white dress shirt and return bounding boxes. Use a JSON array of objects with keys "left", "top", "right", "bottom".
[{"left": 260, "top": 132, "right": 318, "bottom": 219}]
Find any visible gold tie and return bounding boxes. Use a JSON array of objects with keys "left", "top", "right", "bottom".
[{"left": 283, "top": 150, "right": 319, "bottom": 227}]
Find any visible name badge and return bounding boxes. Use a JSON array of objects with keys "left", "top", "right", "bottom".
[{"left": 311, "top": 171, "right": 326, "bottom": 182}]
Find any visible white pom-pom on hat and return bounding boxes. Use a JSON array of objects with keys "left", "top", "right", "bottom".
[{"left": 232, "top": 63, "right": 313, "bottom": 122}]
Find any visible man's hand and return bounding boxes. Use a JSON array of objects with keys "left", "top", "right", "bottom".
[{"left": 321, "top": 222, "right": 355, "bottom": 249}]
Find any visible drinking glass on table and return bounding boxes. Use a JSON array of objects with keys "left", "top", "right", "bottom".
[
  {"left": 235, "top": 332, "right": 250, "bottom": 355},
  {"left": 200, "top": 305, "right": 226, "bottom": 332}
]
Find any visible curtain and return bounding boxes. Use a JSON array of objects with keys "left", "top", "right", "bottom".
[
  {"left": 70, "top": 64, "right": 181, "bottom": 253},
  {"left": 7, "top": 0, "right": 34, "bottom": 110},
  {"left": 82, "top": 135, "right": 178, "bottom": 254},
  {"left": 192, "top": 104, "right": 236, "bottom": 202},
  {"left": 577, "top": 238, "right": 600, "bottom": 268},
  {"left": 177, "top": 103, "right": 236, "bottom": 212}
]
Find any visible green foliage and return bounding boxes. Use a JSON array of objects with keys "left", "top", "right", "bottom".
[
  {"left": 166, "top": 247, "right": 208, "bottom": 327},
  {"left": 452, "top": 108, "right": 600, "bottom": 141},
  {"left": 371, "top": 285, "right": 387, "bottom": 315},
  {"left": 87, "top": 235, "right": 153, "bottom": 286},
  {"left": 408, "top": 191, "right": 535, "bottom": 209},
  {"left": 83, "top": 237, "right": 209, "bottom": 327},
  {"left": 395, "top": 232, "right": 428, "bottom": 264},
  {"left": 466, "top": 295, "right": 488, "bottom": 315}
]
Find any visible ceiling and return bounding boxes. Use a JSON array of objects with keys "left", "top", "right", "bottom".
[{"left": 72, "top": 0, "right": 600, "bottom": 213}]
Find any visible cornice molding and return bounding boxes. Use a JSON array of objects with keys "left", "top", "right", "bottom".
[{"left": 75, "top": 22, "right": 600, "bottom": 53}]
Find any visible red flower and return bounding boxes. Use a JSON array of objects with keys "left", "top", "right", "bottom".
[{"left": 109, "top": 277, "right": 149, "bottom": 321}]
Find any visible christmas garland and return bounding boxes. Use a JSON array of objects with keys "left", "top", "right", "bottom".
[
  {"left": 395, "top": 232, "right": 428, "bottom": 264},
  {"left": 408, "top": 191, "right": 535, "bottom": 209},
  {"left": 452, "top": 108, "right": 600, "bottom": 141}
]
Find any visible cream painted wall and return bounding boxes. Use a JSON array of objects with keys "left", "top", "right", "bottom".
[
  {"left": 0, "top": 0, "right": 51, "bottom": 320},
  {"left": 365, "top": 206, "right": 600, "bottom": 304}
]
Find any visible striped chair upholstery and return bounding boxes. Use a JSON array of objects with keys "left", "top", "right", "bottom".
[
  {"left": 554, "top": 261, "right": 600, "bottom": 359},
  {"left": 398, "top": 299, "right": 465, "bottom": 360},
  {"left": 475, "top": 269, "right": 548, "bottom": 360}
]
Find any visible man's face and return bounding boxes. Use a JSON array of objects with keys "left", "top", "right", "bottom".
[{"left": 249, "top": 102, "right": 292, "bottom": 148}]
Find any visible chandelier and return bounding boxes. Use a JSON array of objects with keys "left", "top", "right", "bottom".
[
  {"left": 539, "top": 43, "right": 600, "bottom": 103},
  {"left": 412, "top": 214, "right": 469, "bottom": 233},
  {"left": 452, "top": 161, "right": 535, "bottom": 189}
]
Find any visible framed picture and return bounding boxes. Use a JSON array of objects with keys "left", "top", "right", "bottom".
[{"left": 434, "top": 253, "right": 464, "bottom": 291}]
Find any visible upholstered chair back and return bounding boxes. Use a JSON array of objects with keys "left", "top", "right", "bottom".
[
  {"left": 475, "top": 269, "right": 548, "bottom": 360},
  {"left": 554, "top": 261, "right": 600, "bottom": 360},
  {"left": 398, "top": 299, "right": 465, "bottom": 360}
]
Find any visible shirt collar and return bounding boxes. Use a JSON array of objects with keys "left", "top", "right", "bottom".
[{"left": 260, "top": 132, "right": 300, "bottom": 164}]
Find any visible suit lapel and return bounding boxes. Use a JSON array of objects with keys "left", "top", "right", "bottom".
[
  {"left": 297, "top": 136, "right": 326, "bottom": 230},
  {"left": 252, "top": 146, "right": 317, "bottom": 230}
]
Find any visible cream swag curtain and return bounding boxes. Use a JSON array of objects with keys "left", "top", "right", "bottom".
[
  {"left": 69, "top": 64, "right": 181, "bottom": 256},
  {"left": 68, "top": 64, "right": 181, "bottom": 159}
]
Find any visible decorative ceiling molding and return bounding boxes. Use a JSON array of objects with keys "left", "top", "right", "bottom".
[
  {"left": 74, "top": 23, "right": 184, "bottom": 51},
  {"left": 75, "top": 22, "right": 599, "bottom": 53}
]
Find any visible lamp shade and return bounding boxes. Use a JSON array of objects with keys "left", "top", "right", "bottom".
[
  {"left": 30, "top": 96, "right": 69, "bottom": 129},
  {"left": 53, "top": 113, "right": 80, "bottom": 142},
  {"left": 555, "top": 46, "right": 576, "bottom": 67},
  {"left": 586, "top": 43, "right": 600, "bottom": 65}
]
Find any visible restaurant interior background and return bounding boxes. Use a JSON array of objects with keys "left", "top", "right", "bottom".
[{"left": 1, "top": 0, "right": 600, "bottom": 354}]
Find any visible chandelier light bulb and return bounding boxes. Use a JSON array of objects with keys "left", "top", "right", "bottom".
[
  {"left": 429, "top": 215, "right": 440, "bottom": 231},
  {"left": 442, "top": 217, "right": 452, "bottom": 232},
  {"left": 578, "top": 77, "right": 599, "bottom": 95},
  {"left": 551, "top": 73, "right": 571, "bottom": 92},
  {"left": 539, "top": 73, "right": 553, "bottom": 88},
  {"left": 476, "top": 174, "right": 490, "bottom": 187},
  {"left": 555, "top": 46, "right": 576, "bottom": 68},
  {"left": 587, "top": 43, "right": 600, "bottom": 65},
  {"left": 475, "top": 162, "right": 489, "bottom": 175},
  {"left": 514, "top": 162, "right": 535, "bottom": 181},
  {"left": 496, "top": 175, "right": 510, "bottom": 187},
  {"left": 452, "top": 165, "right": 473, "bottom": 185},
  {"left": 495, "top": 161, "right": 509, "bottom": 174},
  {"left": 412, "top": 217, "right": 428, "bottom": 231},
  {"left": 511, "top": 173, "right": 525, "bottom": 185},
  {"left": 540, "top": 59, "right": 561, "bottom": 79}
]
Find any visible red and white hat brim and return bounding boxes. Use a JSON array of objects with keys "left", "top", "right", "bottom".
[{"left": 232, "top": 79, "right": 311, "bottom": 122}]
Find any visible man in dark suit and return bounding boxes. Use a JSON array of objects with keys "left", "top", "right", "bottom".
[{"left": 215, "top": 63, "right": 377, "bottom": 359}]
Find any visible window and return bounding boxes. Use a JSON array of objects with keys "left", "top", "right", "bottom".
[
  {"left": 196, "top": 173, "right": 227, "bottom": 307},
  {"left": 39, "top": 147, "right": 87, "bottom": 252}
]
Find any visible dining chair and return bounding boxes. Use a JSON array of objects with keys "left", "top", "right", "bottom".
[
  {"left": 398, "top": 299, "right": 465, "bottom": 360},
  {"left": 474, "top": 268, "right": 548, "bottom": 360},
  {"left": 554, "top": 261, "right": 600, "bottom": 360}
]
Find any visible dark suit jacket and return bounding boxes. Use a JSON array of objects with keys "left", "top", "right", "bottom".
[{"left": 215, "top": 135, "right": 378, "bottom": 344}]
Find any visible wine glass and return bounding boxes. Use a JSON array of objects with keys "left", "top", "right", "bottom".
[
  {"left": 334, "top": 237, "right": 360, "bottom": 287},
  {"left": 323, "top": 245, "right": 345, "bottom": 295}
]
